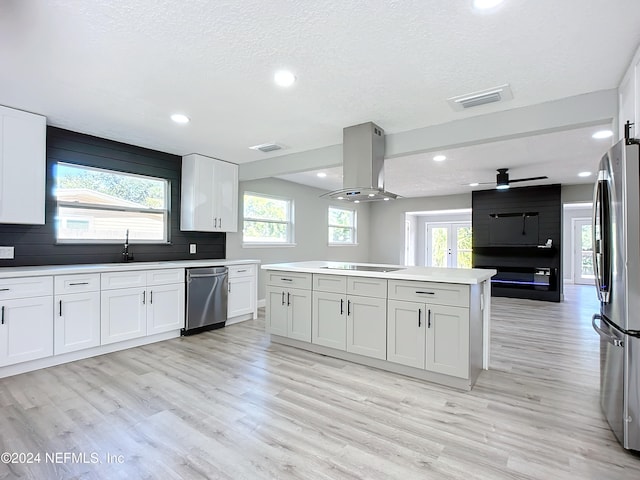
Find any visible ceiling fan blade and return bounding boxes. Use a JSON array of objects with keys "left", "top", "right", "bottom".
[{"left": 509, "top": 175, "right": 549, "bottom": 183}]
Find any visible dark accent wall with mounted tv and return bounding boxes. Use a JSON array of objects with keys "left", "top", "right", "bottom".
[{"left": 472, "top": 184, "right": 561, "bottom": 302}]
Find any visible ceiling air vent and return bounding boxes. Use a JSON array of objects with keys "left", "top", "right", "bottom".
[
  {"left": 249, "top": 142, "right": 285, "bottom": 153},
  {"left": 447, "top": 84, "right": 513, "bottom": 111}
]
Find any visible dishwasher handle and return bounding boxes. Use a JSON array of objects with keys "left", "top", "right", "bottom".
[{"left": 188, "top": 272, "right": 227, "bottom": 279}]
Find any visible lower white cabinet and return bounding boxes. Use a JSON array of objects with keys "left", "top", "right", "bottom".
[
  {"left": 227, "top": 264, "right": 256, "bottom": 319},
  {"left": 101, "top": 269, "right": 185, "bottom": 345},
  {"left": 312, "top": 291, "right": 345, "bottom": 350},
  {"left": 54, "top": 273, "right": 101, "bottom": 355},
  {"left": 0, "top": 296, "right": 53, "bottom": 367},
  {"left": 265, "top": 285, "right": 311, "bottom": 341},
  {"left": 346, "top": 295, "right": 387, "bottom": 360},
  {"left": 387, "top": 300, "right": 469, "bottom": 378}
]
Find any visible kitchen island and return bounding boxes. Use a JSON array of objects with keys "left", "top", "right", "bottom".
[{"left": 261, "top": 261, "right": 496, "bottom": 390}]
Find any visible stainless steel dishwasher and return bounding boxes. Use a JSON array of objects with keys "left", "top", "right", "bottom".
[{"left": 183, "top": 266, "right": 228, "bottom": 335}]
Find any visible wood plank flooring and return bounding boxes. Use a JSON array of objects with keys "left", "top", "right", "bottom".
[{"left": 1, "top": 284, "right": 639, "bottom": 479}]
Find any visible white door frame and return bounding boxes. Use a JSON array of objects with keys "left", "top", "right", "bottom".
[
  {"left": 571, "top": 217, "right": 594, "bottom": 285},
  {"left": 425, "top": 222, "right": 471, "bottom": 268}
]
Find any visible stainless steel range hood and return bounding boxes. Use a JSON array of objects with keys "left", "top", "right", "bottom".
[{"left": 321, "top": 122, "right": 398, "bottom": 202}]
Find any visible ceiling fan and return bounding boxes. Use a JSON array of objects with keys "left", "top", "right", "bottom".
[{"left": 472, "top": 168, "right": 549, "bottom": 190}]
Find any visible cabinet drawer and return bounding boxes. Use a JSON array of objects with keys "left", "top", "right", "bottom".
[
  {"left": 101, "top": 271, "right": 147, "bottom": 290},
  {"left": 266, "top": 271, "right": 312, "bottom": 289},
  {"left": 147, "top": 268, "right": 185, "bottom": 286},
  {"left": 0, "top": 276, "right": 53, "bottom": 300},
  {"left": 388, "top": 280, "right": 469, "bottom": 307},
  {"left": 313, "top": 274, "right": 347, "bottom": 293},
  {"left": 228, "top": 264, "right": 256, "bottom": 278},
  {"left": 347, "top": 277, "right": 387, "bottom": 298},
  {"left": 55, "top": 273, "right": 100, "bottom": 294}
]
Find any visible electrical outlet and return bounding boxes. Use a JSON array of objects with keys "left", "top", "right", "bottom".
[
  {"left": 189, "top": 244, "right": 197, "bottom": 254},
  {"left": 0, "top": 246, "right": 15, "bottom": 259}
]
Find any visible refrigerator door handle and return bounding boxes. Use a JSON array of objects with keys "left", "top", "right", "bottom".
[{"left": 592, "top": 314, "right": 624, "bottom": 347}]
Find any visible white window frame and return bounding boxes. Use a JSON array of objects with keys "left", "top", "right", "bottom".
[
  {"left": 242, "top": 192, "right": 295, "bottom": 247},
  {"left": 328, "top": 206, "right": 357, "bottom": 246},
  {"left": 55, "top": 162, "right": 170, "bottom": 244}
]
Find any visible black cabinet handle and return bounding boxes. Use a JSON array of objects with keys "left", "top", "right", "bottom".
[
  {"left": 69, "top": 282, "right": 89, "bottom": 286},
  {"left": 347, "top": 300, "right": 351, "bottom": 316},
  {"left": 1, "top": 305, "right": 4, "bottom": 325},
  {"left": 142, "top": 290, "right": 146, "bottom": 305},
  {"left": 281, "top": 292, "right": 285, "bottom": 305},
  {"left": 281, "top": 278, "right": 293, "bottom": 282},
  {"left": 287, "top": 292, "right": 291, "bottom": 306},
  {"left": 228, "top": 282, "right": 231, "bottom": 293},
  {"left": 428, "top": 309, "right": 432, "bottom": 328},
  {"left": 59, "top": 300, "right": 62, "bottom": 317},
  {"left": 415, "top": 291, "right": 435, "bottom": 295},
  {"left": 418, "top": 308, "right": 421, "bottom": 327},
  {"left": 0, "top": 288, "right": 10, "bottom": 292},
  {"left": 237, "top": 269, "right": 247, "bottom": 273},
  {"left": 340, "top": 298, "right": 344, "bottom": 315},
  {"left": 150, "top": 291, "right": 153, "bottom": 304}
]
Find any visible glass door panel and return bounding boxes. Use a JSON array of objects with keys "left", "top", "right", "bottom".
[
  {"left": 426, "top": 223, "right": 472, "bottom": 268},
  {"left": 574, "top": 218, "right": 594, "bottom": 285}
]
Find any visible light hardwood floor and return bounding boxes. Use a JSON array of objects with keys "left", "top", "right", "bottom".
[{"left": 1, "top": 285, "right": 639, "bottom": 479}]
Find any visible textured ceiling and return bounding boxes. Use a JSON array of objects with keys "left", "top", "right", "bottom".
[{"left": 1, "top": 0, "right": 639, "bottom": 195}]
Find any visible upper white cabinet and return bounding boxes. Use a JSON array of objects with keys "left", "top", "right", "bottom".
[
  {"left": 180, "top": 154, "right": 238, "bottom": 232},
  {"left": 0, "top": 105, "right": 46, "bottom": 224}
]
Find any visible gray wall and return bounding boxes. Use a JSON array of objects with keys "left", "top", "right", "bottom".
[
  {"left": 369, "top": 193, "right": 472, "bottom": 264},
  {"left": 226, "top": 178, "right": 371, "bottom": 299}
]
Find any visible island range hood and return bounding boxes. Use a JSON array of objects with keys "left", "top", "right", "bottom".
[{"left": 321, "top": 122, "right": 398, "bottom": 202}]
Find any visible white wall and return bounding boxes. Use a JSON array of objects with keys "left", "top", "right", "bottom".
[{"left": 226, "top": 177, "right": 371, "bottom": 300}]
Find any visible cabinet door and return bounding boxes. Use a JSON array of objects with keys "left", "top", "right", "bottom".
[
  {"left": 387, "top": 300, "right": 425, "bottom": 368},
  {"left": 147, "top": 283, "right": 185, "bottom": 335},
  {"left": 265, "top": 286, "right": 288, "bottom": 336},
  {"left": 228, "top": 276, "right": 255, "bottom": 318},
  {"left": 0, "top": 296, "right": 53, "bottom": 367},
  {"left": 425, "top": 305, "right": 469, "bottom": 379},
  {"left": 0, "top": 106, "right": 46, "bottom": 225},
  {"left": 100, "top": 288, "right": 147, "bottom": 345},
  {"left": 346, "top": 295, "right": 387, "bottom": 360},
  {"left": 180, "top": 154, "right": 216, "bottom": 231},
  {"left": 54, "top": 292, "right": 100, "bottom": 355},
  {"left": 213, "top": 160, "right": 238, "bottom": 232},
  {"left": 287, "top": 288, "right": 311, "bottom": 342},
  {"left": 312, "top": 291, "right": 346, "bottom": 350}
]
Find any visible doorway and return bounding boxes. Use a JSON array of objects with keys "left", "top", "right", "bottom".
[
  {"left": 425, "top": 223, "right": 472, "bottom": 268},
  {"left": 572, "top": 218, "right": 594, "bottom": 284}
]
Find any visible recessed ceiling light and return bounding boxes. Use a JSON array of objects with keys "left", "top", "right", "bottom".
[
  {"left": 473, "top": 0, "right": 505, "bottom": 10},
  {"left": 592, "top": 129, "right": 613, "bottom": 139},
  {"left": 383, "top": 197, "right": 390, "bottom": 201},
  {"left": 368, "top": 193, "right": 375, "bottom": 197},
  {"left": 274, "top": 70, "right": 296, "bottom": 87},
  {"left": 469, "top": 182, "right": 480, "bottom": 187},
  {"left": 317, "top": 172, "right": 327, "bottom": 178},
  {"left": 170, "top": 113, "right": 190, "bottom": 124},
  {"left": 337, "top": 196, "right": 344, "bottom": 200},
  {"left": 433, "top": 155, "right": 447, "bottom": 162},
  {"left": 354, "top": 200, "right": 360, "bottom": 204},
  {"left": 578, "top": 171, "right": 592, "bottom": 177}
]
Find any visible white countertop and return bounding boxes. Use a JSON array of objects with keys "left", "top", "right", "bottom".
[
  {"left": 261, "top": 261, "right": 496, "bottom": 285},
  {"left": 0, "top": 259, "right": 260, "bottom": 279}
]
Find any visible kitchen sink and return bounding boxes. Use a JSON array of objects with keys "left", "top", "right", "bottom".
[{"left": 321, "top": 264, "right": 405, "bottom": 273}]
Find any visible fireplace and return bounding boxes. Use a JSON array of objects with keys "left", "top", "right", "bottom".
[{"left": 491, "top": 267, "right": 557, "bottom": 291}]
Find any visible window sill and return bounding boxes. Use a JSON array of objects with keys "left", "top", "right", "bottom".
[
  {"left": 328, "top": 243, "right": 359, "bottom": 247},
  {"left": 242, "top": 243, "right": 297, "bottom": 248}
]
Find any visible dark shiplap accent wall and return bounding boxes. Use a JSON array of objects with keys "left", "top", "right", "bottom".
[
  {"left": 0, "top": 127, "right": 225, "bottom": 266},
  {"left": 472, "top": 184, "right": 562, "bottom": 301}
]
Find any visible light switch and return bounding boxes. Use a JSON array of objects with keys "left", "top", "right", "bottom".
[
  {"left": 189, "top": 244, "right": 197, "bottom": 254},
  {"left": 0, "top": 246, "right": 14, "bottom": 259}
]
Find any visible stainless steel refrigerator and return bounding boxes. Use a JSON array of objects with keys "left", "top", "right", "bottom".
[{"left": 592, "top": 138, "right": 640, "bottom": 451}]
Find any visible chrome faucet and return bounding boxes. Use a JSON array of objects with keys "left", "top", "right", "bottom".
[{"left": 122, "top": 229, "right": 134, "bottom": 262}]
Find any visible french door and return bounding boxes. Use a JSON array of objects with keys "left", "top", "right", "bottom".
[
  {"left": 425, "top": 223, "right": 472, "bottom": 268},
  {"left": 573, "top": 218, "right": 595, "bottom": 285}
]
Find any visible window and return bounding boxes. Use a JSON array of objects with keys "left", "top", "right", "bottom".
[
  {"left": 54, "top": 163, "right": 169, "bottom": 243},
  {"left": 243, "top": 192, "right": 294, "bottom": 244},
  {"left": 328, "top": 207, "right": 356, "bottom": 245}
]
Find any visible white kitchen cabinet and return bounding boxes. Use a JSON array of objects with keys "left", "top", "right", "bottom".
[
  {"left": 227, "top": 264, "right": 257, "bottom": 320},
  {"left": 265, "top": 282, "right": 312, "bottom": 342},
  {"left": 180, "top": 153, "right": 238, "bottom": 232},
  {"left": 54, "top": 273, "right": 101, "bottom": 355},
  {"left": 387, "top": 300, "right": 425, "bottom": 368},
  {"left": 312, "top": 274, "right": 387, "bottom": 359},
  {"left": 0, "top": 296, "right": 53, "bottom": 367},
  {"left": 0, "top": 105, "right": 46, "bottom": 225},
  {"left": 387, "top": 300, "right": 469, "bottom": 378},
  {"left": 101, "top": 268, "right": 185, "bottom": 344},
  {"left": 312, "top": 291, "right": 345, "bottom": 350}
]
